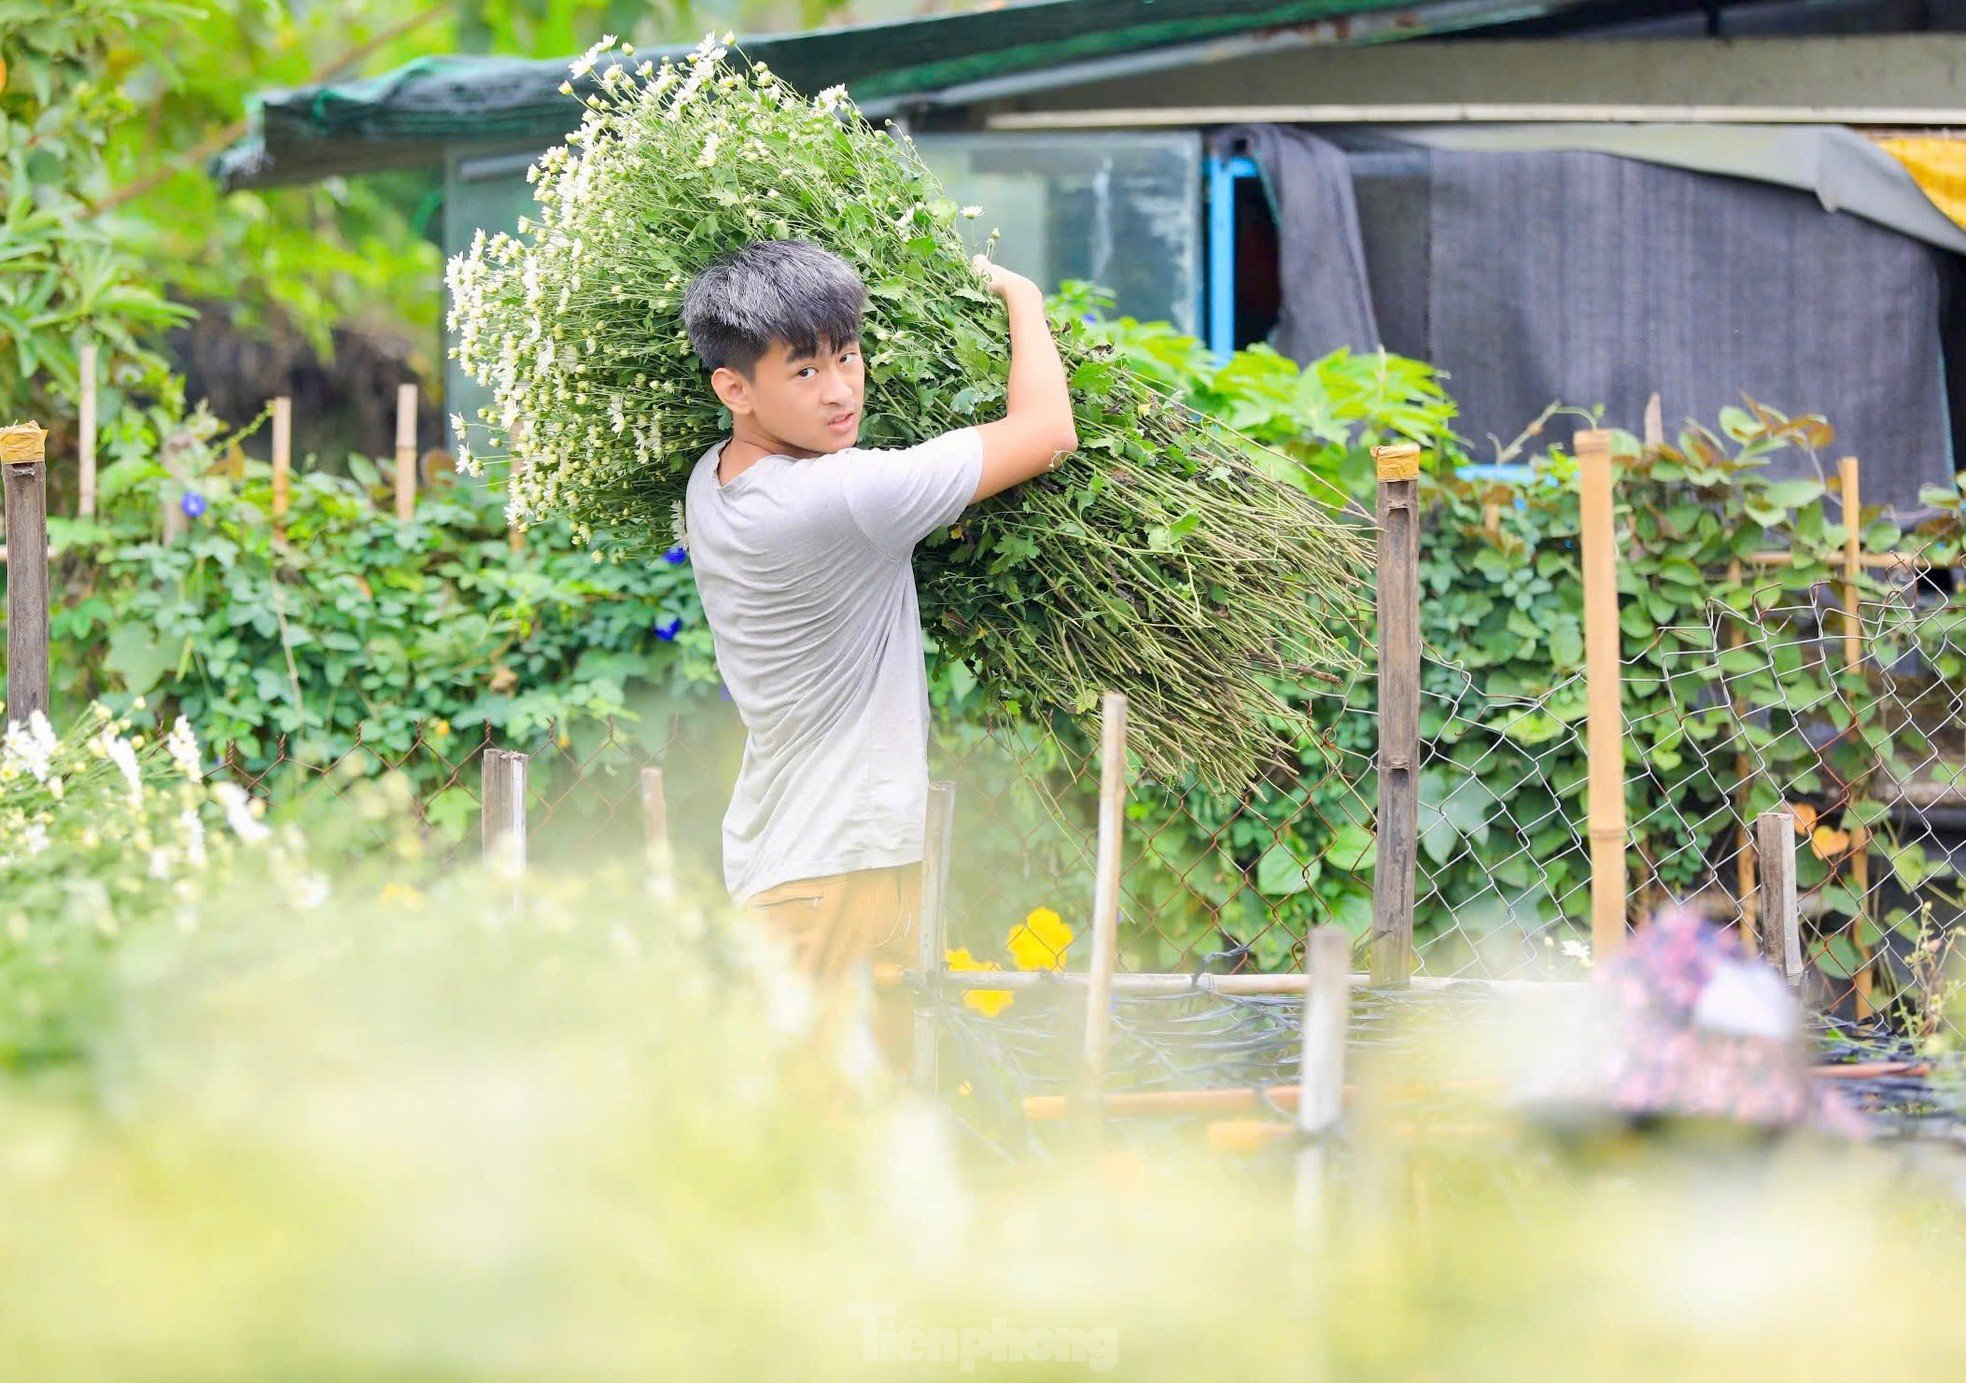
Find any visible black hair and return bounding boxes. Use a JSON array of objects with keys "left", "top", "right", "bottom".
[{"left": 680, "top": 238, "right": 867, "bottom": 378}]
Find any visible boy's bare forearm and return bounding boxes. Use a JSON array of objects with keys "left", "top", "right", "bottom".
[
  {"left": 964, "top": 258, "right": 1080, "bottom": 501},
  {"left": 1001, "top": 282, "right": 1076, "bottom": 447}
]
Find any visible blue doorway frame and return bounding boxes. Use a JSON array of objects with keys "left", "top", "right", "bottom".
[
  {"left": 1202, "top": 147, "right": 1529, "bottom": 482},
  {"left": 1204, "top": 151, "right": 1259, "bottom": 368}
]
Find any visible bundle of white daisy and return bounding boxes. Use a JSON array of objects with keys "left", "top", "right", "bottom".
[{"left": 446, "top": 33, "right": 1375, "bottom": 788}]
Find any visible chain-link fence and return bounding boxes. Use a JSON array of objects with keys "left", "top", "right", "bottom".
[{"left": 222, "top": 446, "right": 1966, "bottom": 1050}]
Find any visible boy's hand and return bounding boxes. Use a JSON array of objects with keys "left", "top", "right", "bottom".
[{"left": 971, "top": 254, "right": 1038, "bottom": 301}]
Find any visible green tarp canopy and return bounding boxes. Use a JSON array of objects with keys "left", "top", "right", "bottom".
[{"left": 210, "top": 0, "right": 1579, "bottom": 190}]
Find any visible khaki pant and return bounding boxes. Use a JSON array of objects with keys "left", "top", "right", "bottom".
[{"left": 742, "top": 863, "right": 922, "bottom": 1069}]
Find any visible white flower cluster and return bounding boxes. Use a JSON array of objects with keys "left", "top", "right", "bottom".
[
  {"left": 3, "top": 710, "right": 58, "bottom": 786},
  {"left": 0, "top": 703, "right": 286, "bottom": 940}
]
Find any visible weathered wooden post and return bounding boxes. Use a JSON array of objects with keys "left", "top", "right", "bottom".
[
  {"left": 1080, "top": 692, "right": 1128, "bottom": 1112},
  {"left": 640, "top": 764, "right": 672, "bottom": 891},
  {"left": 1839, "top": 456, "right": 1874, "bottom": 1015},
  {"left": 2, "top": 423, "right": 51, "bottom": 725},
  {"left": 1370, "top": 442, "right": 1421, "bottom": 986},
  {"left": 912, "top": 780, "right": 957, "bottom": 1092},
  {"left": 1576, "top": 428, "right": 1629, "bottom": 960},
  {"left": 1754, "top": 807, "right": 1804, "bottom": 985},
  {"left": 77, "top": 344, "right": 98, "bottom": 519},
  {"left": 481, "top": 747, "right": 528, "bottom": 878},
  {"left": 271, "top": 395, "right": 292, "bottom": 542},
  {"left": 1294, "top": 924, "right": 1351, "bottom": 1235},
  {"left": 395, "top": 382, "right": 418, "bottom": 522}
]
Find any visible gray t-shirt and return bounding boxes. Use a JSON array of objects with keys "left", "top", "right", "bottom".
[{"left": 683, "top": 427, "right": 985, "bottom": 901}]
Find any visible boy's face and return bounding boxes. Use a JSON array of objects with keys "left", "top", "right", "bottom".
[{"left": 711, "top": 334, "right": 865, "bottom": 456}]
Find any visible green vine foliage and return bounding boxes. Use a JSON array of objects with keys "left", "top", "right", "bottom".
[
  {"left": 1046, "top": 298, "right": 1936, "bottom": 977},
  {"left": 1404, "top": 407, "right": 1920, "bottom": 978},
  {"left": 9, "top": 296, "right": 1947, "bottom": 981},
  {"left": 40, "top": 397, "right": 721, "bottom": 829}
]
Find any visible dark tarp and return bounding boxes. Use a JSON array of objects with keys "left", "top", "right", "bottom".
[
  {"left": 1218, "top": 125, "right": 1956, "bottom": 515},
  {"left": 1217, "top": 125, "right": 1381, "bottom": 360}
]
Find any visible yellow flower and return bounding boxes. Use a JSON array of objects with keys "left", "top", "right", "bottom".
[
  {"left": 945, "top": 946, "right": 1013, "bottom": 1017},
  {"left": 380, "top": 881, "right": 424, "bottom": 906},
  {"left": 430, "top": 718, "right": 452, "bottom": 739},
  {"left": 1007, "top": 906, "right": 1072, "bottom": 971}
]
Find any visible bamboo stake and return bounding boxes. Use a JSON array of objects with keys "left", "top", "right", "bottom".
[
  {"left": 913, "top": 780, "right": 957, "bottom": 1092},
  {"left": 1, "top": 423, "right": 50, "bottom": 724},
  {"left": 1840, "top": 456, "right": 1863, "bottom": 670},
  {"left": 1850, "top": 824, "right": 1873, "bottom": 1016},
  {"left": 1372, "top": 443, "right": 1421, "bottom": 986},
  {"left": 1081, "top": 692, "right": 1128, "bottom": 1101},
  {"left": 1747, "top": 548, "right": 1940, "bottom": 569},
  {"left": 640, "top": 765, "right": 672, "bottom": 893},
  {"left": 1577, "top": 428, "right": 1628, "bottom": 958},
  {"left": 77, "top": 343, "right": 97, "bottom": 519},
  {"left": 271, "top": 395, "right": 292, "bottom": 539},
  {"left": 1295, "top": 925, "right": 1351, "bottom": 1236},
  {"left": 1754, "top": 807, "right": 1803, "bottom": 985},
  {"left": 1840, "top": 456, "right": 1874, "bottom": 1016},
  {"left": 394, "top": 382, "right": 417, "bottom": 522}
]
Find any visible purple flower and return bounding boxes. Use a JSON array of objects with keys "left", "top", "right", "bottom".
[
  {"left": 180, "top": 491, "right": 207, "bottom": 519},
  {"left": 718, "top": 683, "right": 732, "bottom": 701},
  {"left": 663, "top": 544, "right": 688, "bottom": 565},
  {"left": 655, "top": 616, "right": 683, "bottom": 641}
]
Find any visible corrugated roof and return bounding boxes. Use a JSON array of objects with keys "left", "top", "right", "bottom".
[{"left": 210, "top": 0, "right": 1587, "bottom": 190}]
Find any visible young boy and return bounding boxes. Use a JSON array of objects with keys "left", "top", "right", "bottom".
[{"left": 680, "top": 237, "right": 1076, "bottom": 1055}]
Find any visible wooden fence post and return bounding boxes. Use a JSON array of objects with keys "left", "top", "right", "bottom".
[
  {"left": 1576, "top": 428, "right": 1629, "bottom": 960},
  {"left": 1294, "top": 925, "right": 1351, "bottom": 1235},
  {"left": 640, "top": 764, "right": 671, "bottom": 891},
  {"left": 77, "top": 344, "right": 97, "bottom": 519},
  {"left": 1839, "top": 456, "right": 1874, "bottom": 1016},
  {"left": 271, "top": 395, "right": 292, "bottom": 541},
  {"left": 913, "top": 780, "right": 957, "bottom": 1092},
  {"left": 1754, "top": 807, "right": 1803, "bottom": 985},
  {"left": 481, "top": 747, "right": 528, "bottom": 878},
  {"left": 395, "top": 382, "right": 417, "bottom": 522},
  {"left": 2, "top": 423, "right": 51, "bottom": 726},
  {"left": 1370, "top": 443, "right": 1420, "bottom": 986},
  {"left": 1080, "top": 692, "right": 1128, "bottom": 1109},
  {"left": 1727, "top": 556, "right": 1758, "bottom": 954}
]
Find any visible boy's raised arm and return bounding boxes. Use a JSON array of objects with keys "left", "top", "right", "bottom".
[{"left": 967, "top": 255, "right": 1079, "bottom": 504}]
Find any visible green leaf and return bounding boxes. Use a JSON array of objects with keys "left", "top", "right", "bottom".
[
  {"left": 103, "top": 623, "right": 176, "bottom": 695},
  {"left": 1759, "top": 477, "right": 1824, "bottom": 510},
  {"left": 1255, "top": 844, "right": 1313, "bottom": 897},
  {"left": 425, "top": 787, "right": 477, "bottom": 844},
  {"left": 1320, "top": 823, "right": 1376, "bottom": 874}
]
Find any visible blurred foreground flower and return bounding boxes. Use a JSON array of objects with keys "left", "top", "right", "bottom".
[
  {"left": 945, "top": 946, "right": 1012, "bottom": 1017},
  {"left": 0, "top": 703, "right": 291, "bottom": 1066},
  {"left": 1007, "top": 905, "right": 1072, "bottom": 970}
]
